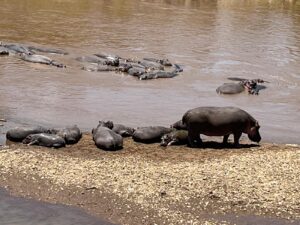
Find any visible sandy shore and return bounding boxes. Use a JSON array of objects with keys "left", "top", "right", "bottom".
[{"left": 0, "top": 134, "right": 299, "bottom": 225}]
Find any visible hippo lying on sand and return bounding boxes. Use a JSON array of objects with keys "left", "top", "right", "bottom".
[
  {"left": 92, "top": 121, "right": 123, "bottom": 151},
  {"left": 182, "top": 106, "right": 261, "bottom": 147},
  {"left": 160, "top": 130, "right": 188, "bottom": 147},
  {"left": 112, "top": 124, "right": 135, "bottom": 137},
  {"left": 6, "top": 126, "right": 49, "bottom": 142},
  {"left": 22, "top": 133, "right": 66, "bottom": 148},
  {"left": 51, "top": 125, "right": 82, "bottom": 144},
  {"left": 132, "top": 126, "right": 173, "bottom": 144}
]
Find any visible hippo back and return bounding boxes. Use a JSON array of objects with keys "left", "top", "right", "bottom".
[{"left": 132, "top": 126, "right": 173, "bottom": 144}]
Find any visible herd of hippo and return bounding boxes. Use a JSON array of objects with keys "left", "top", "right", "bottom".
[
  {"left": 5, "top": 107, "right": 261, "bottom": 150},
  {"left": 0, "top": 41, "right": 183, "bottom": 80},
  {"left": 1, "top": 41, "right": 268, "bottom": 92}
]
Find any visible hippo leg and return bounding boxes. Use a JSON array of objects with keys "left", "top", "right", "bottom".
[
  {"left": 233, "top": 132, "right": 242, "bottom": 147},
  {"left": 187, "top": 131, "right": 202, "bottom": 148},
  {"left": 223, "top": 134, "right": 230, "bottom": 145}
]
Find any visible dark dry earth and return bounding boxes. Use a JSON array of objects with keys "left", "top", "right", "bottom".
[{"left": 0, "top": 134, "right": 299, "bottom": 225}]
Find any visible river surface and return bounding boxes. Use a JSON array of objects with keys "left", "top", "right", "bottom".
[
  {"left": 0, "top": 0, "right": 300, "bottom": 145},
  {"left": 0, "top": 188, "right": 115, "bottom": 225}
]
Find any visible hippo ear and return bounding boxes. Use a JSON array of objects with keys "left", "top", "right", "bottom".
[{"left": 255, "top": 121, "right": 260, "bottom": 129}]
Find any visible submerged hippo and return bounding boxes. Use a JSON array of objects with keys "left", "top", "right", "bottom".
[
  {"left": 92, "top": 121, "right": 123, "bottom": 151},
  {"left": 139, "top": 60, "right": 164, "bottom": 70},
  {"left": 53, "top": 125, "right": 82, "bottom": 144},
  {"left": 19, "top": 53, "right": 65, "bottom": 68},
  {"left": 0, "top": 46, "right": 9, "bottom": 55},
  {"left": 6, "top": 126, "right": 49, "bottom": 142},
  {"left": 94, "top": 53, "right": 120, "bottom": 66},
  {"left": 27, "top": 46, "right": 68, "bottom": 55},
  {"left": 112, "top": 124, "right": 135, "bottom": 137},
  {"left": 2, "top": 43, "right": 33, "bottom": 55},
  {"left": 182, "top": 106, "right": 261, "bottom": 147},
  {"left": 216, "top": 83, "right": 245, "bottom": 95},
  {"left": 132, "top": 126, "right": 173, "bottom": 144},
  {"left": 22, "top": 133, "right": 66, "bottom": 148},
  {"left": 143, "top": 58, "right": 172, "bottom": 66},
  {"left": 160, "top": 130, "right": 188, "bottom": 147},
  {"left": 139, "top": 64, "right": 182, "bottom": 80}
]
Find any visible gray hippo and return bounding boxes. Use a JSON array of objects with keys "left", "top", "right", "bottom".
[
  {"left": 6, "top": 126, "right": 49, "bottom": 142},
  {"left": 0, "top": 46, "right": 9, "bottom": 55},
  {"left": 22, "top": 133, "right": 66, "bottom": 148},
  {"left": 127, "top": 67, "right": 146, "bottom": 77},
  {"left": 160, "top": 130, "right": 188, "bottom": 147},
  {"left": 94, "top": 53, "right": 119, "bottom": 66},
  {"left": 216, "top": 83, "right": 245, "bottom": 94},
  {"left": 182, "top": 106, "right": 261, "bottom": 147},
  {"left": 139, "top": 64, "right": 182, "bottom": 80},
  {"left": 171, "top": 120, "right": 187, "bottom": 130},
  {"left": 143, "top": 58, "right": 172, "bottom": 66},
  {"left": 52, "top": 125, "right": 82, "bottom": 144},
  {"left": 132, "top": 126, "right": 173, "bottom": 144},
  {"left": 27, "top": 46, "right": 68, "bottom": 55},
  {"left": 2, "top": 43, "right": 33, "bottom": 55},
  {"left": 217, "top": 78, "right": 268, "bottom": 95},
  {"left": 82, "top": 64, "right": 116, "bottom": 72},
  {"left": 76, "top": 56, "right": 106, "bottom": 64},
  {"left": 112, "top": 124, "right": 135, "bottom": 137},
  {"left": 92, "top": 121, "right": 123, "bottom": 151},
  {"left": 19, "top": 53, "right": 65, "bottom": 68},
  {"left": 139, "top": 60, "right": 164, "bottom": 70}
]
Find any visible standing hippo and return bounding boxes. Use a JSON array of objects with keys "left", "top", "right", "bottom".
[
  {"left": 54, "top": 125, "right": 82, "bottom": 144},
  {"left": 6, "top": 126, "right": 49, "bottom": 142},
  {"left": 112, "top": 124, "right": 135, "bottom": 137},
  {"left": 182, "top": 106, "right": 261, "bottom": 147},
  {"left": 22, "top": 133, "right": 66, "bottom": 148},
  {"left": 160, "top": 130, "right": 188, "bottom": 147},
  {"left": 92, "top": 121, "right": 123, "bottom": 151},
  {"left": 132, "top": 126, "right": 173, "bottom": 144}
]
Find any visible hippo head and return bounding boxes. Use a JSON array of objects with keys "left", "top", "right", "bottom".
[
  {"left": 97, "top": 120, "right": 114, "bottom": 129},
  {"left": 248, "top": 121, "right": 261, "bottom": 143},
  {"left": 160, "top": 133, "right": 175, "bottom": 147}
]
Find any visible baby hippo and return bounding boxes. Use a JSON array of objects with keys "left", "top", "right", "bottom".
[
  {"left": 132, "top": 126, "right": 173, "bottom": 144},
  {"left": 22, "top": 133, "right": 66, "bottom": 148},
  {"left": 92, "top": 121, "right": 123, "bottom": 151}
]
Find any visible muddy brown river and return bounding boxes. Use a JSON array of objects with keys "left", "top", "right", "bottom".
[{"left": 1, "top": 0, "right": 300, "bottom": 145}]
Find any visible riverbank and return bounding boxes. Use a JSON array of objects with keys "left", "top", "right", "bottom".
[{"left": 0, "top": 134, "right": 299, "bottom": 225}]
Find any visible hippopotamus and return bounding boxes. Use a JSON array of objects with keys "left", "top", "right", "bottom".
[
  {"left": 27, "top": 46, "right": 68, "bottom": 55},
  {"left": 6, "top": 126, "right": 50, "bottom": 142},
  {"left": 22, "top": 133, "right": 66, "bottom": 148},
  {"left": 112, "top": 124, "right": 135, "bottom": 137},
  {"left": 92, "top": 121, "right": 123, "bottom": 151},
  {"left": 127, "top": 67, "right": 146, "bottom": 77},
  {"left": 139, "top": 64, "right": 182, "bottom": 80},
  {"left": 139, "top": 60, "right": 164, "bottom": 70},
  {"left": 143, "top": 58, "right": 172, "bottom": 66},
  {"left": 216, "top": 83, "right": 245, "bottom": 95},
  {"left": 182, "top": 106, "right": 261, "bottom": 147},
  {"left": 171, "top": 120, "right": 187, "bottom": 130},
  {"left": 132, "top": 126, "right": 173, "bottom": 144},
  {"left": 94, "top": 53, "right": 120, "bottom": 66},
  {"left": 52, "top": 125, "right": 82, "bottom": 144},
  {"left": 19, "top": 53, "right": 65, "bottom": 68},
  {"left": 160, "top": 130, "right": 188, "bottom": 147},
  {"left": 76, "top": 56, "right": 106, "bottom": 64},
  {"left": 0, "top": 46, "right": 9, "bottom": 55},
  {"left": 1, "top": 43, "right": 33, "bottom": 55},
  {"left": 217, "top": 78, "right": 268, "bottom": 95}
]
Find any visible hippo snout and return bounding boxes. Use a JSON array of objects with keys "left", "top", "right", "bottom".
[{"left": 248, "top": 131, "right": 261, "bottom": 143}]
